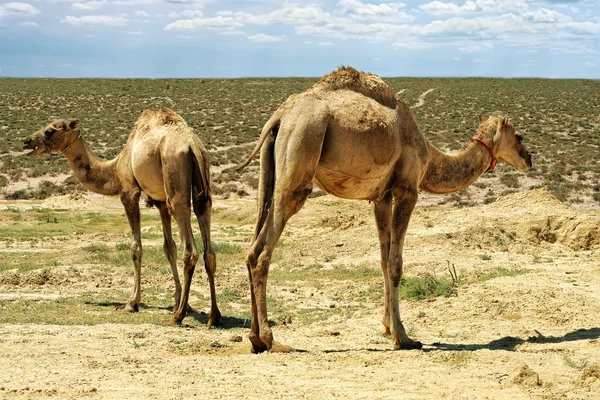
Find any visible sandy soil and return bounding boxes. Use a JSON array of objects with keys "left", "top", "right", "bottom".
[{"left": 1, "top": 189, "right": 600, "bottom": 399}]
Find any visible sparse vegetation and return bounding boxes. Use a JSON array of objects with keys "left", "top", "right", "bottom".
[
  {"left": 400, "top": 274, "right": 457, "bottom": 300},
  {"left": 1, "top": 77, "right": 599, "bottom": 203}
]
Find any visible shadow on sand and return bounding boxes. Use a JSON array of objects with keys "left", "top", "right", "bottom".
[
  {"left": 317, "top": 328, "right": 600, "bottom": 354},
  {"left": 85, "top": 300, "right": 251, "bottom": 329},
  {"left": 427, "top": 327, "right": 600, "bottom": 352}
]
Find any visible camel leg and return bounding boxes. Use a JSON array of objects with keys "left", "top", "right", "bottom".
[
  {"left": 157, "top": 202, "right": 182, "bottom": 311},
  {"left": 120, "top": 191, "right": 142, "bottom": 312},
  {"left": 248, "top": 185, "right": 313, "bottom": 353},
  {"left": 373, "top": 192, "right": 393, "bottom": 336},
  {"left": 247, "top": 105, "right": 328, "bottom": 353},
  {"left": 170, "top": 203, "right": 198, "bottom": 324},
  {"left": 388, "top": 185, "right": 422, "bottom": 350},
  {"left": 158, "top": 155, "right": 197, "bottom": 324},
  {"left": 247, "top": 133, "right": 276, "bottom": 352},
  {"left": 192, "top": 193, "right": 222, "bottom": 327}
]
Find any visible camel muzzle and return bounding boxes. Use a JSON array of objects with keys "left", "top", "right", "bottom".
[{"left": 23, "top": 137, "right": 44, "bottom": 157}]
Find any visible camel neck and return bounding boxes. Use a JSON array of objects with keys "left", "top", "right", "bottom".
[
  {"left": 419, "top": 139, "right": 492, "bottom": 194},
  {"left": 62, "top": 137, "right": 122, "bottom": 196}
]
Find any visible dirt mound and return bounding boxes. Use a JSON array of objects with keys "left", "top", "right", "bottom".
[
  {"left": 488, "top": 187, "right": 570, "bottom": 213},
  {"left": 41, "top": 193, "right": 92, "bottom": 210},
  {"left": 578, "top": 364, "right": 600, "bottom": 386},
  {"left": 508, "top": 362, "right": 542, "bottom": 387},
  {"left": 0, "top": 269, "right": 65, "bottom": 286},
  {"left": 488, "top": 189, "right": 600, "bottom": 250}
]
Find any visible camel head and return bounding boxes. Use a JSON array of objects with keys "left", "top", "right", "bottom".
[
  {"left": 23, "top": 119, "right": 81, "bottom": 157},
  {"left": 477, "top": 114, "right": 532, "bottom": 172}
]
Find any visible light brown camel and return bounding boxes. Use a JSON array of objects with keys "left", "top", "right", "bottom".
[
  {"left": 23, "top": 107, "right": 221, "bottom": 326},
  {"left": 236, "top": 66, "right": 532, "bottom": 352}
]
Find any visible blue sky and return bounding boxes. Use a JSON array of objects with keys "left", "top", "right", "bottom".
[{"left": 0, "top": 0, "right": 599, "bottom": 78}]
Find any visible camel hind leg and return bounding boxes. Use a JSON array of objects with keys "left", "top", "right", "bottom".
[
  {"left": 192, "top": 189, "right": 222, "bottom": 327},
  {"left": 156, "top": 201, "right": 182, "bottom": 311},
  {"left": 246, "top": 97, "right": 329, "bottom": 353},
  {"left": 160, "top": 149, "right": 198, "bottom": 324}
]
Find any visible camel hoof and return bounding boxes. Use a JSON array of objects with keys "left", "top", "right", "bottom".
[
  {"left": 116, "top": 303, "right": 139, "bottom": 312},
  {"left": 394, "top": 339, "right": 423, "bottom": 350},
  {"left": 269, "top": 341, "right": 293, "bottom": 353},
  {"left": 207, "top": 311, "right": 223, "bottom": 328},
  {"left": 251, "top": 343, "right": 268, "bottom": 354},
  {"left": 382, "top": 326, "right": 391, "bottom": 336},
  {"left": 169, "top": 317, "right": 183, "bottom": 326},
  {"left": 249, "top": 335, "right": 268, "bottom": 354}
]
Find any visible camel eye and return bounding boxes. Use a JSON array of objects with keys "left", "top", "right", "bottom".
[{"left": 45, "top": 128, "right": 56, "bottom": 135}]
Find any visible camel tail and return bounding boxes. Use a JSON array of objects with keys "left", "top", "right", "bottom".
[
  {"left": 190, "top": 141, "right": 212, "bottom": 199},
  {"left": 235, "top": 112, "right": 280, "bottom": 172},
  {"left": 253, "top": 124, "right": 276, "bottom": 241}
]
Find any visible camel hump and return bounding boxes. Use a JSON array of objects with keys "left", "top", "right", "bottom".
[
  {"left": 315, "top": 66, "right": 397, "bottom": 109},
  {"left": 138, "top": 107, "right": 187, "bottom": 127}
]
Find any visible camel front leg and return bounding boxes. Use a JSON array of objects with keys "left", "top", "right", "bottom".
[
  {"left": 388, "top": 187, "right": 422, "bottom": 350},
  {"left": 193, "top": 195, "right": 222, "bottom": 328},
  {"left": 157, "top": 202, "right": 181, "bottom": 311},
  {"left": 373, "top": 192, "right": 392, "bottom": 336},
  {"left": 120, "top": 192, "right": 142, "bottom": 312}
]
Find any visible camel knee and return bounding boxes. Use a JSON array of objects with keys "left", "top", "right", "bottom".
[
  {"left": 130, "top": 241, "right": 142, "bottom": 263},
  {"left": 246, "top": 249, "right": 258, "bottom": 271},
  {"left": 183, "top": 248, "right": 199, "bottom": 273},
  {"left": 250, "top": 251, "right": 272, "bottom": 279},
  {"left": 204, "top": 251, "right": 216, "bottom": 275}
]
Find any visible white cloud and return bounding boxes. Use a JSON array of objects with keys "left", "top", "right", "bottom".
[
  {"left": 0, "top": 2, "right": 40, "bottom": 17},
  {"left": 18, "top": 21, "right": 38, "bottom": 27},
  {"left": 523, "top": 8, "right": 571, "bottom": 23},
  {"left": 134, "top": 11, "right": 149, "bottom": 17},
  {"left": 61, "top": 15, "right": 129, "bottom": 27},
  {"left": 128, "top": 30, "right": 141, "bottom": 35},
  {"left": 168, "top": 9, "right": 204, "bottom": 19},
  {"left": 419, "top": 0, "right": 529, "bottom": 16},
  {"left": 392, "top": 40, "right": 437, "bottom": 49},
  {"left": 474, "top": 58, "right": 488, "bottom": 62},
  {"left": 338, "top": 0, "right": 413, "bottom": 22},
  {"left": 584, "top": 61, "right": 597, "bottom": 67},
  {"left": 318, "top": 41, "right": 334, "bottom": 46},
  {"left": 453, "top": 56, "right": 461, "bottom": 60},
  {"left": 164, "top": 16, "right": 242, "bottom": 31},
  {"left": 248, "top": 33, "right": 283, "bottom": 42},
  {"left": 72, "top": 1, "right": 106, "bottom": 10}
]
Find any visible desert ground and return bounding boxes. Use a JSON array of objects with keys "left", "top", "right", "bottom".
[
  {"left": 1, "top": 76, "right": 599, "bottom": 398},
  {"left": 0, "top": 188, "right": 599, "bottom": 399}
]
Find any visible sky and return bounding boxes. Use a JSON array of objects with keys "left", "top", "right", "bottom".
[{"left": 0, "top": 0, "right": 599, "bottom": 78}]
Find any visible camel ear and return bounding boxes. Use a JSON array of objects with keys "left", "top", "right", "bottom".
[
  {"left": 478, "top": 114, "right": 486, "bottom": 124},
  {"left": 67, "top": 119, "right": 80, "bottom": 131},
  {"left": 501, "top": 116, "right": 509, "bottom": 127}
]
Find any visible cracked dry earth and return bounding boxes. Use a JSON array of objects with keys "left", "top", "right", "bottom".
[{"left": 1, "top": 189, "right": 599, "bottom": 399}]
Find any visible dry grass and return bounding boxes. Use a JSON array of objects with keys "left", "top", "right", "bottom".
[{"left": 1, "top": 77, "right": 599, "bottom": 205}]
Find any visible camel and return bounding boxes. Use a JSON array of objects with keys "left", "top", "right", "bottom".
[
  {"left": 236, "top": 66, "right": 532, "bottom": 353},
  {"left": 23, "top": 107, "right": 221, "bottom": 326}
]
